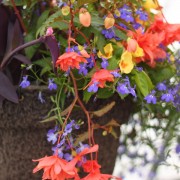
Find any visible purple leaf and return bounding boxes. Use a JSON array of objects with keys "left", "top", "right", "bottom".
[
  {"left": 14, "top": 54, "right": 31, "bottom": 65},
  {"left": 0, "top": 71, "right": 18, "bottom": 103},
  {"left": 44, "top": 35, "right": 59, "bottom": 70}
]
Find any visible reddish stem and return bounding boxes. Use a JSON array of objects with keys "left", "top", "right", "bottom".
[{"left": 11, "top": 0, "right": 28, "bottom": 34}]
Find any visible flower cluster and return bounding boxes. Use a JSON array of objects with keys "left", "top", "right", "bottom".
[{"left": 1, "top": 0, "right": 179, "bottom": 179}]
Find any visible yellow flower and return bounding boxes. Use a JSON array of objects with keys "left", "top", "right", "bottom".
[
  {"left": 143, "top": 0, "right": 158, "bottom": 11},
  {"left": 98, "top": 43, "right": 113, "bottom": 59},
  {"left": 133, "top": 45, "right": 144, "bottom": 57},
  {"left": 119, "top": 51, "right": 134, "bottom": 74}
]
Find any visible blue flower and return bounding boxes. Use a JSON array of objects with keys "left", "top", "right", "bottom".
[
  {"left": 119, "top": 5, "right": 134, "bottom": 22},
  {"left": 175, "top": 144, "right": 180, "bottom": 154},
  {"left": 79, "top": 63, "right": 88, "bottom": 75},
  {"left": 144, "top": 91, "right": 157, "bottom": 104},
  {"left": 64, "top": 153, "right": 73, "bottom": 161},
  {"left": 156, "top": 82, "right": 167, "bottom": 91},
  {"left": 101, "top": 28, "right": 115, "bottom": 39},
  {"left": 19, "top": 75, "right": 30, "bottom": 88},
  {"left": 48, "top": 79, "right": 57, "bottom": 90},
  {"left": 111, "top": 71, "right": 121, "bottom": 78},
  {"left": 76, "top": 143, "right": 90, "bottom": 153},
  {"left": 87, "top": 81, "right": 99, "bottom": 93},
  {"left": 47, "top": 129, "right": 58, "bottom": 144},
  {"left": 161, "top": 92, "right": 174, "bottom": 102},
  {"left": 117, "top": 83, "right": 129, "bottom": 95},
  {"left": 52, "top": 146, "right": 63, "bottom": 158},
  {"left": 136, "top": 9, "right": 148, "bottom": 21},
  {"left": 101, "top": 58, "right": 109, "bottom": 69}
]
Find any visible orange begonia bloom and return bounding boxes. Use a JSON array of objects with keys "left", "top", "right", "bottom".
[
  {"left": 128, "top": 28, "right": 166, "bottom": 66},
  {"left": 81, "top": 160, "right": 122, "bottom": 180},
  {"left": 90, "top": 69, "right": 114, "bottom": 88},
  {"left": 56, "top": 52, "right": 87, "bottom": 71},
  {"left": 33, "top": 155, "right": 78, "bottom": 180},
  {"left": 149, "top": 15, "right": 180, "bottom": 46}
]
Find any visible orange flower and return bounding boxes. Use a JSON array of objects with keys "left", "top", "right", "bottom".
[
  {"left": 56, "top": 52, "right": 87, "bottom": 71},
  {"left": 81, "top": 160, "right": 122, "bottom": 180},
  {"left": 90, "top": 69, "right": 114, "bottom": 88},
  {"left": 33, "top": 155, "right": 78, "bottom": 180},
  {"left": 128, "top": 28, "right": 166, "bottom": 66},
  {"left": 150, "top": 15, "right": 180, "bottom": 46}
]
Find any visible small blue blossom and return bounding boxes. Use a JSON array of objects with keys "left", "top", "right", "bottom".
[
  {"left": 48, "top": 79, "right": 57, "bottom": 90},
  {"left": 136, "top": 67, "right": 143, "bottom": 72},
  {"left": 129, "top": 86, "right": 137, "bottom": 98},
  {"left": 144, "top": 91, "right": 157, "bottom": 104},
  {"left": 111, "top": 71, "right": 121, "bottom": 78},
  {"left": 132, "top": 22, "right": 142, "bottom": 30},
  {"left": 52, "top": 146, "right": 63, "bottom": 158},
  {"left": 161, "top": 92, "right": 174, "bottom": 102},
  {"left": 175, "top": 144, "right": 180, "bottom": 154},
  {"left": 119, "top": 5, "right": 134, "bottom": 22},
  {"left": 156, "top": 82, "right": 167, "bottom": 91},
  {"left": 101, "top": 58, "right": 109, "bottom": 69},
  {"left": 87, "top": 81, "right": 99, "bottom": 93},
  {"left": 136, "top": 9, "right": 148, "bottom": 21},
  {"left": 102, "top": 28, "right": 115, "bottom": 39},
  {"left": 19, "top": 75, "right": 30, "bottom": 88},
  {"left": 87, "top": 57, "right": 94, "bottom": 68},
  {"left": 47, "top": 129, "right": 58, "bottom": 144},
  {"left": 79, "top": 63, "right": 88, "bottom": 75},
  {"left": 64, "top": 153, "right": 73, "bottom": 161},
  {"left": 117, "top": 83, "right": 129, "bottom": 95},
  {"left": 76, "top": 143, "right": 90, "bottom": 153}
]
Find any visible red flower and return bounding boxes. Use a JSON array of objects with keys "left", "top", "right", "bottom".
[
  {"left": 128, "top": 28, "right": 166, "bottom": 66},
  {"left": 90, "top": 69, "right": 114, "bottom": 88},
  {"left": 149, "top": 15, "right": 180, "bottom": 46},
  {"left": 56, "top": 52, "right": 87, "bottom": 71},
  {"left": 81, "top": 160, "right": 122, "bottom": 180},
  {"left": 33, "top": 155, "right": 78, "bottom": 180}
]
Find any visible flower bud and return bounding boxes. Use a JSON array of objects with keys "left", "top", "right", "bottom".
[
  {"left": 61, "top": 6, "right": 70, "bottom": 16},
  {"left": 79, "top": 8, "right": 91, "bottom": 27},
  {"left": 104, "top": 13, "right": 115, "bottom": 29}
]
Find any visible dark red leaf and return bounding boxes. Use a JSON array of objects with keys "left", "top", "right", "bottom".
[
  {"left": 0, "top": 71, "right": 18, "bottom": 103},
  {"left": 44, "top": 35, "right": 59, "bottom": 70},
  {"left": 14, "top": 54, "right": 31, "bottom": 64}
]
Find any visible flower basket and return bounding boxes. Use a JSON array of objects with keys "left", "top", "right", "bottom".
[{"left": 0, "top": 89, "right": 133, "bottom": 179}]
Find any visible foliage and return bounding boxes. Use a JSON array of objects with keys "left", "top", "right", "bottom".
[{"left": 0, "top": 0, "right": 179, "bottom": 179}]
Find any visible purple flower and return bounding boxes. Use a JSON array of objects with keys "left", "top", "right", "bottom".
[
  {"left": 133, "top": 22, "right": 142, "bottom": 30},
  {"left": 161, "top": 92, "right": 174, "bottom": 102},
  {"left": 87, "top": 81, "right": 99, "bottom": 93},
  {"left": 136, "top": 9, "right": 148, "bottom": 21},
  {"left": 119, "top": 5, "right": 134, "bottom": 22},
  {"left": 101, "top": 58, "right": 109, "bottom": 69},
  {"left": 129, "top": 86, "right": 137, "bottom": 98},
  {"left": 47, "top": 129, "right": 58, "bottom": 144},
  {"left": 144, "top": 91, "right": 157, "bottom": 104},
  {"left": 64, "top": 153, "right": 73, "bottom": 161},
  {"left": 52, "top": 146, "right": 63, "bottom": 158},
  {"left": 76, "top": 143, "right": 90, "bottom": 153},
  {"left": 19, "top": 75, "right": 30, "bottom": 88},
  {"left": 48, "top": 79, "right": 57, "bottom": 90},
  {"left": 156, "top": 82, "right": 167, "bottom": 91},
  {"left": 111, "top": 71, "right": 121, "bottom": 78},
  {"left": 136, "top": 66, "right": 143, "bottom": 72},
  {"left": 79, "top": 63, "right": 88, "bottom": 75},
  {"left": 87, "top": 57, "right": 94, "bottom": 68},
  {"left": 175, "top": 144, "right": 180, "bottom": 154},
  {"left": 101, "top": 28, "right": 115, "bottom": 39},
  {"left": 117, "top": 83, "right": 129, "bottom": 95}
]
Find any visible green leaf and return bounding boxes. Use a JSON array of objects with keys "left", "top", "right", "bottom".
[
  {"left": 36, "top": 10, "right": 50, "bottom": 30},
  {"left": 107, "top": 57, "right": 119, "bottom": 70},
  {"left": 91, "top": 13, "right": 104, "bottom": 26},
  {"left": 93, "top": 28, "right": 106, "bottom": 54},
  {"left": 133, "top": 70, "right": 154, "bottom": 97},
  {"left": 114, "top": 28, "right": 127, "bottom": 40},
  {"left": 97, "top": 88, "right": 114, "bottom": 99},
  {"left": 50, "top": 21, "right": 69, "bottom": 30},
  {"left": 77, "top": 0, "right": 98, "bottom": 7},
  {"left": 83, "top": 90, "right": 94, "bottom": 103}
]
